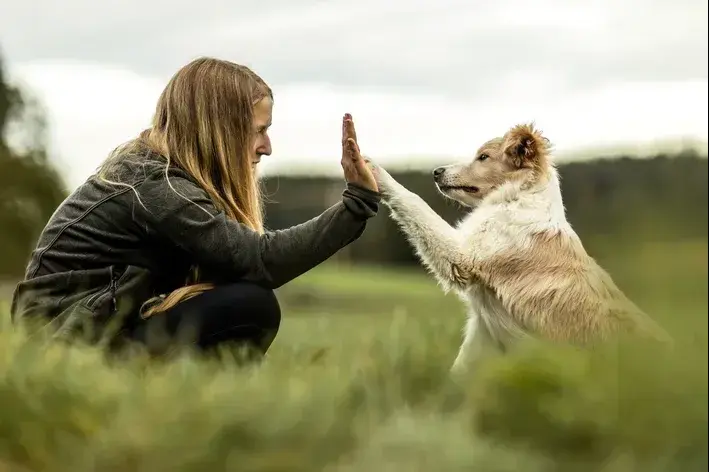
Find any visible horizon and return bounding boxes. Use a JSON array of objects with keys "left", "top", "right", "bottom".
[{"left": 255, "top": 135, "right": 709, "bottom": 179}]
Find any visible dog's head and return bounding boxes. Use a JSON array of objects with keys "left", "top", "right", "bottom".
[{"left": 433, "top": 123, "right": 552, "bottom": 207}]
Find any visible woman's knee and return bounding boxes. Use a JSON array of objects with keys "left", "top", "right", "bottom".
[
  {"left": 128, "top": 282, "right": 281, "bottom": 355},
  {"left": 148, "top": 282, "right": 279, "bottom": 333},
  {"left": 244, "top": 282, "right": 281, "bottom": 331},
  {"left": 204, "top": 282, "right": 281, "bottom": 331},
  {"left": 206, "top": 282, "right": 281, "bottom": 353}
]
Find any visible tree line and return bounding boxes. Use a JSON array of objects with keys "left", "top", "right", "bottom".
[{"left": 260, "top": 151, "right": 707, "bottom": 267}]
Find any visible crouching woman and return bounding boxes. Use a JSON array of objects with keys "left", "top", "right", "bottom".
[{"left": 10, "top": 57, "right": 380, "bottom": 358}]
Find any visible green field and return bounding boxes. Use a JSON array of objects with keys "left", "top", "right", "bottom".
[{"left": 0, "top": 238, "right": 707, "bottom": 471}]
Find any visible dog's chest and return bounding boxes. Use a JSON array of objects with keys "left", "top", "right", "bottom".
[{"left": 458, "top": 209, "right": 523, "bottom": 260}]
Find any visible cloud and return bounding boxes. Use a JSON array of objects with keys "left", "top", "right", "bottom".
[
  {"left": 2, "top": 0, "right": 707, "bottom": 189},
  {"left": 2, "top": 0, "right": 706, "bottom": 99}
]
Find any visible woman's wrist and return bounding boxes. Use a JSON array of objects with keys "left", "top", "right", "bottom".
[{"left": 345, "top": 182, "right": 382, "bottom": 200}]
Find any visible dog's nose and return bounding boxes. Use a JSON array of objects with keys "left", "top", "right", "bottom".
[{"left": 432, "top": 167, "right": 445, "bottom": 179}]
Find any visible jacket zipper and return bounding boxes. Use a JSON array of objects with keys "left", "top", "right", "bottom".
[
  {"left": 87, "top": 266, "right": 119, "bottom": 312},
  {"left": 109, "top": 267, "right": 118, "bottom": 313}
]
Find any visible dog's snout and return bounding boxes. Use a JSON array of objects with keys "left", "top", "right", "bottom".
[{"left": 433, "top": 167, "right": 446, "bottom": 179}]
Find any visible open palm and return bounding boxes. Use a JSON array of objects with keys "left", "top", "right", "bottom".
[{"left": 341, "top": 113, "right": 378, "bottom": 193}]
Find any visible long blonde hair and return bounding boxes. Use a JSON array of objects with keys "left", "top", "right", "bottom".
[{"left": 99, "top": 57, "right": 272, "bottom": 317}]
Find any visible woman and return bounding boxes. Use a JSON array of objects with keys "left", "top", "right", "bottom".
[{"left": 10, "top": 57, "right": 380, "bottom": 358}]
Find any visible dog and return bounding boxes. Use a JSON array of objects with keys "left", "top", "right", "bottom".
[{"left": 367, "top": 123, "right": 670, "bottom": 374}]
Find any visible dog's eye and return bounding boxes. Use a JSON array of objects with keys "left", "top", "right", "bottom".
[{"left": 478, "top": 154, "right": 489, "bottom": 162}]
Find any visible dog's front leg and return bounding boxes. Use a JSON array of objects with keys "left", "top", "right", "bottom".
[{"left": 369, "top": 161, "right": 472, "bottom": 291}]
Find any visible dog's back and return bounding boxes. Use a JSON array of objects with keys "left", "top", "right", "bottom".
[
  {"left": 470, "top": 227, "right": 669, "bottom": 346},
  {"left": 456, "top": 180, "right": 671, "bottom": 348}
]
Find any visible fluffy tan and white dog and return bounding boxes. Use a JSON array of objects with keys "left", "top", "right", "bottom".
[{"left": 367, "top": 123, "right": 670, "bottom": 374}]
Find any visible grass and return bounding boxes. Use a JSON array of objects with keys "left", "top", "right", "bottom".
[{"left": 0, "top": 238, "right": 707, "bottom": 471}]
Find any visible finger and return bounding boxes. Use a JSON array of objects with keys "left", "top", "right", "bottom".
[
  {"left": 342, "top": 113, "right": 354, "bottom": 145},
  {"left": 343, "top": 115, "right": 357, "bottom": 144},
  {"left": 342, "top": 114, "right": 348, "bottom": 143},
  {"left": 342, "top": 138, "right": 355, "bottom": 162},
  {"left": 343, "top": 138, "right": 354, "bottom": 159},
  {"left": 346, "top": 138, "right": 361, "bottom": 160}
]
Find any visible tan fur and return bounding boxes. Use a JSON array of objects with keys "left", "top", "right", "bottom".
[
  {"left": 369, "top": 122, "right": 671, "bottom": 373},
  {"left": 474, "top": 230, "right": 661, "bottom": 344},
  {"left": 433, "top": 123, "right": 554, "bottom": 208}
]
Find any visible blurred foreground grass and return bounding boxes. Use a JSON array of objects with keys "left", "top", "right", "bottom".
[{"left": 0, "top": 238, "right": 707, "bottom": 471}]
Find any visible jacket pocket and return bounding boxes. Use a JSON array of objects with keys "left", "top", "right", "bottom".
[
  {"left": 72, "top": 265, "right": 127, "bottom": 343},
  {"left": 85, "top": 265, "right": 123, "bottom": 314}
]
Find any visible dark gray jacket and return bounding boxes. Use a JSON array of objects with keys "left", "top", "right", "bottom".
[{"left": 10, "top": 151, "right": 380, "bottom": 344}]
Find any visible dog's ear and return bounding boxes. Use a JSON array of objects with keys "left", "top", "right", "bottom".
[{"left": 503, "top": 123, "right": 550, "bottom": 168}]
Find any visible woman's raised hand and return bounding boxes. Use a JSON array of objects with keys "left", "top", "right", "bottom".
[{"left": 341, "top": 113, "right": 378, "bottom": 193}]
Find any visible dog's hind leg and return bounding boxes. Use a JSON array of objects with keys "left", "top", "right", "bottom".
[{"left": 450, "top": 314, "right": 489, "bottom": 375}]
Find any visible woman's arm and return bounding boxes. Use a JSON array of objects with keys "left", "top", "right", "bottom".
[{"left": 133, "top": 168, "right": 380, "bottom": 289}]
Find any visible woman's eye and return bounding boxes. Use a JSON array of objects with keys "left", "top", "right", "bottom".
[{"left": 478, "top": 154, "right": 489, "bottom": 161}]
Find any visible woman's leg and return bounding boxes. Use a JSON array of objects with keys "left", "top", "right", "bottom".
[{"left": 127, "top": 282, "right": 281, "bottom": 357}]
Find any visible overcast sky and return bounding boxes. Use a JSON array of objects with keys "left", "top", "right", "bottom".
[{"left": 2, "top": 0, "right": 707, "bottom": 188}]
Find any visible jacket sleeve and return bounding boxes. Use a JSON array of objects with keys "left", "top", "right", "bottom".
[{"left": 132, "top": 168, "right": 380, "bottom": 289}]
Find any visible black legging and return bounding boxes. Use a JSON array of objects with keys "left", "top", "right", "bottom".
[{"left": 126, "top": 282, "right": 281, "bottom": 358}]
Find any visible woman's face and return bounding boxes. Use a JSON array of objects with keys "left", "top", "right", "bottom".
[{"left": 251, "top": 96, "right": 273, "bottom": 168}]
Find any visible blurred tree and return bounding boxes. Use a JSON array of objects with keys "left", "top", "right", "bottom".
[
  {"left": 0, "top": 48, "right": 67, "bottom": 279},
  {"left": 263, "top": 151, "right": 708, "bottom": 267}
]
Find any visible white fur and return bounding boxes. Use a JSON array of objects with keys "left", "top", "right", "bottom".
[{"left": 369, "top": 159, "right": 588, "bottom": 374}]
